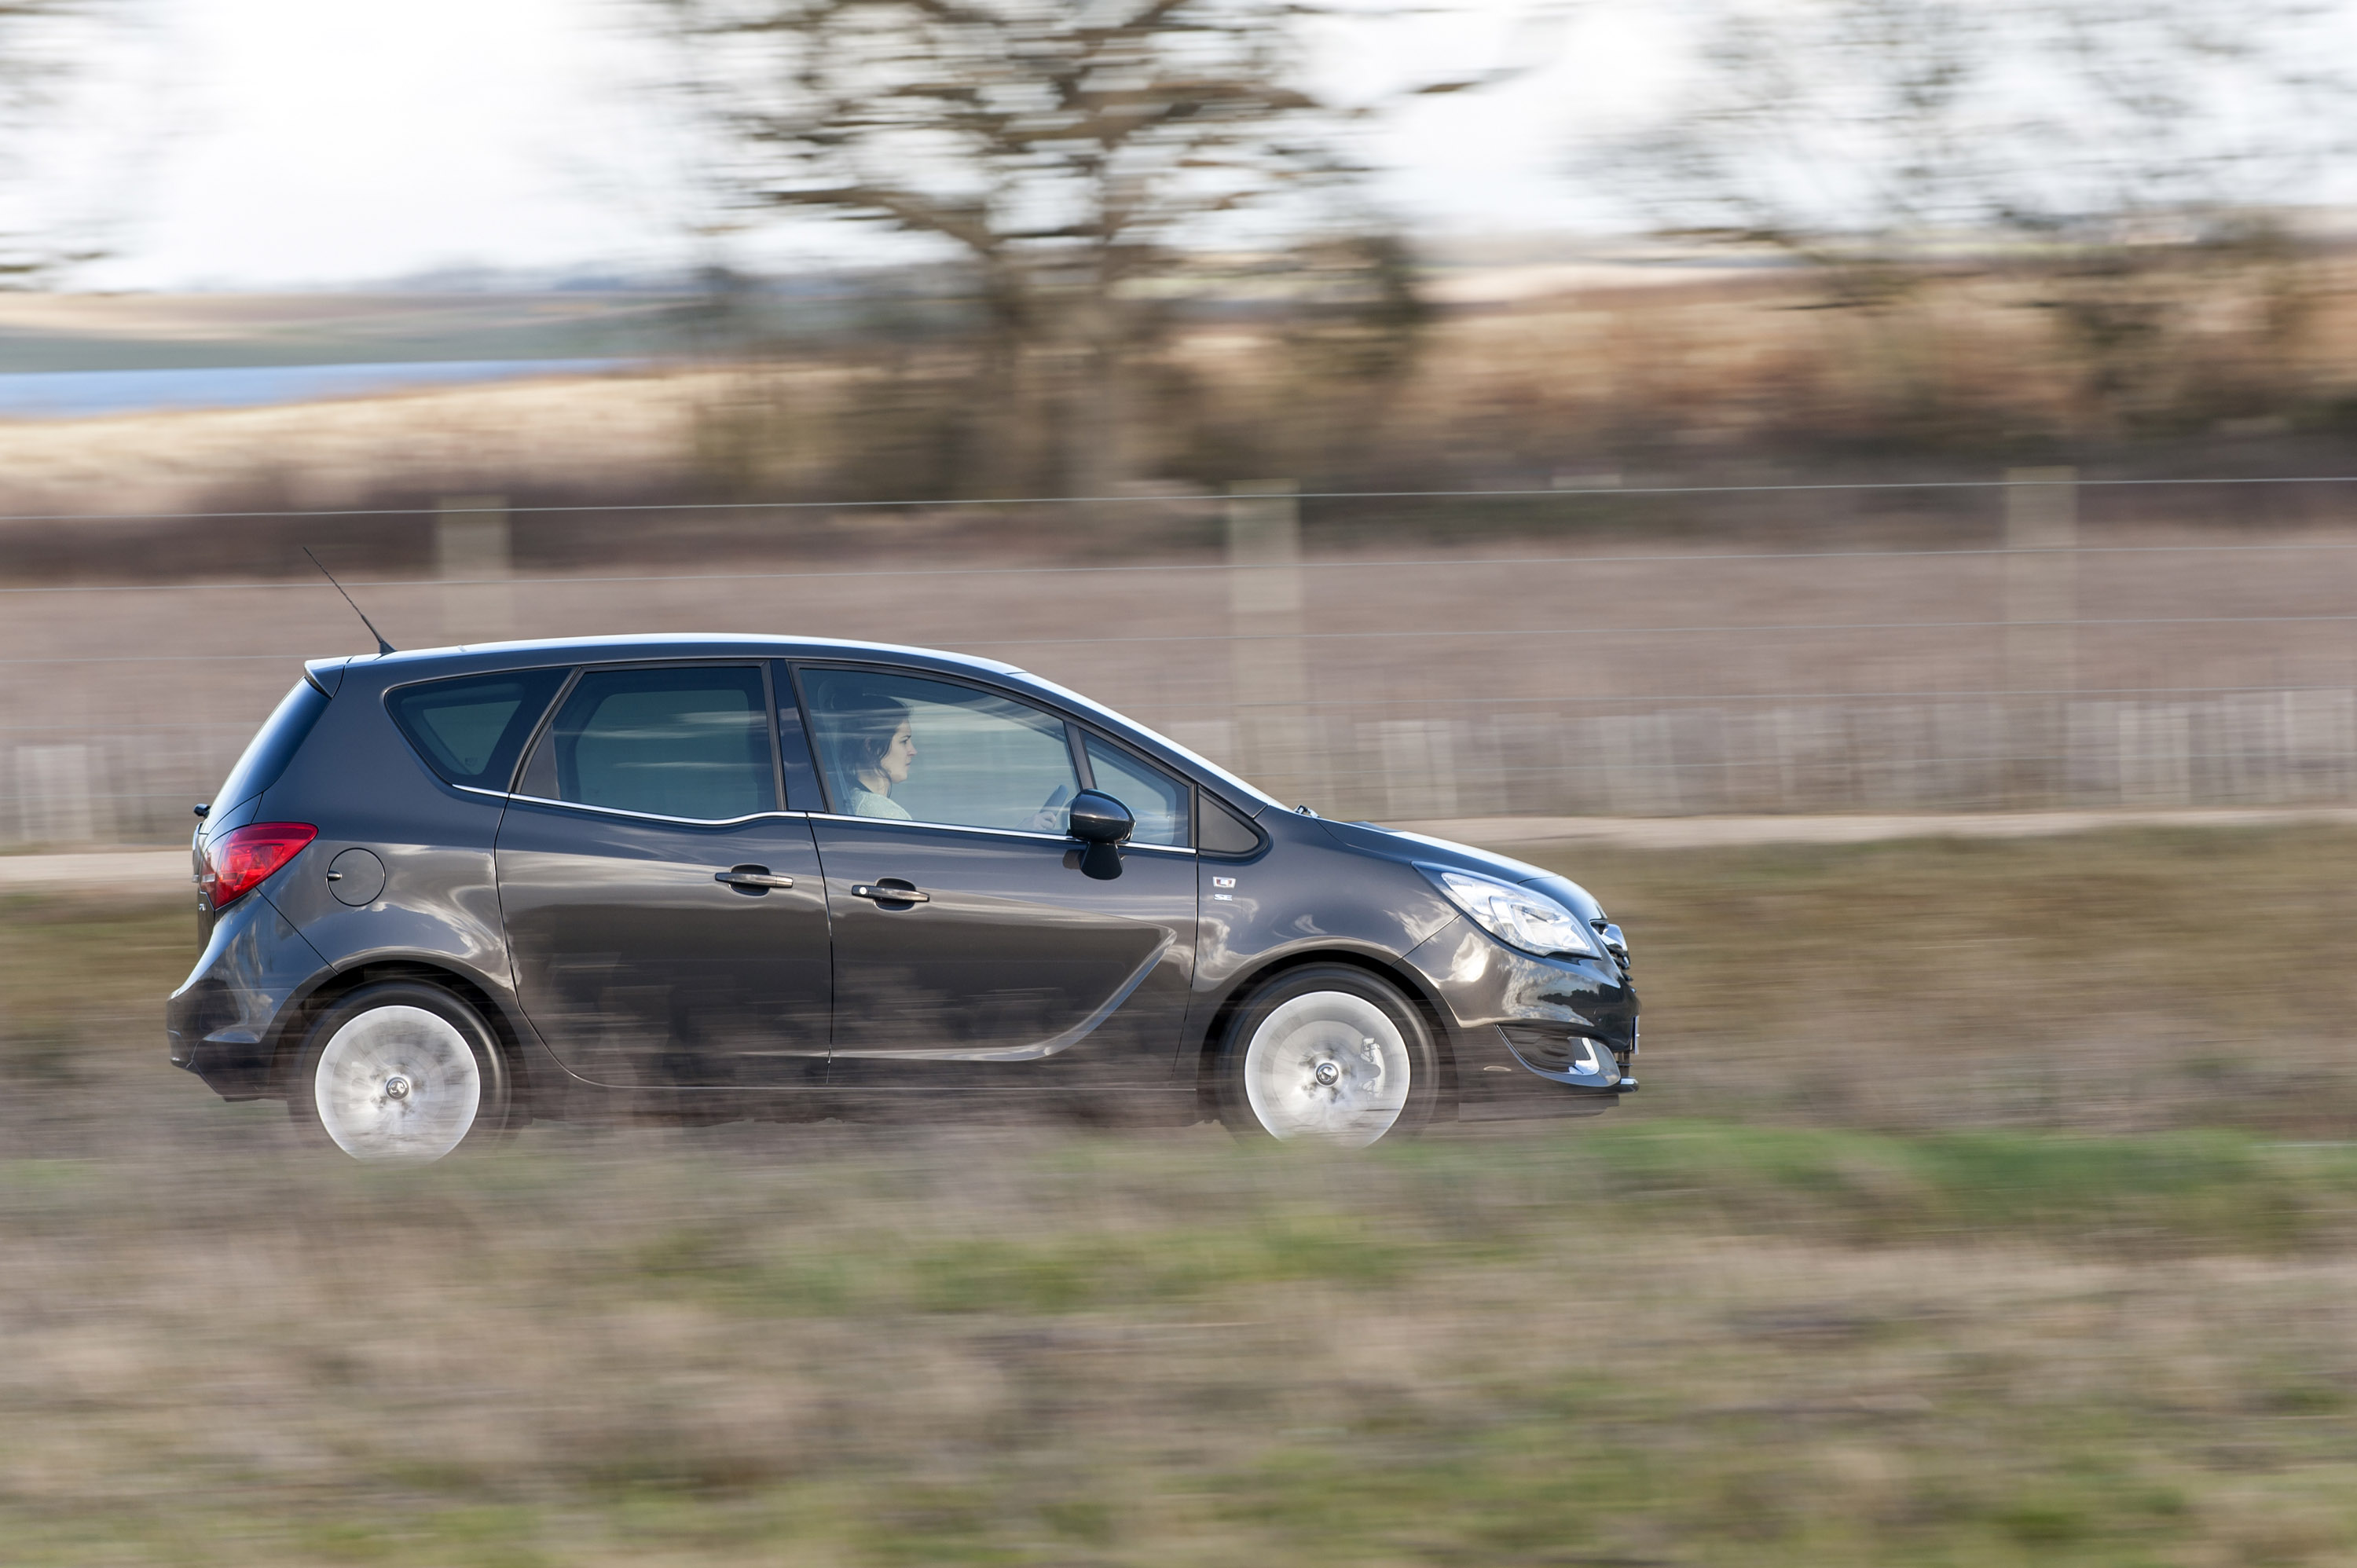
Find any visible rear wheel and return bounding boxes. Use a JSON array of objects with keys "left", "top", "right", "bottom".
[
  {"left": 1218, "top": 965, "right": 1439, "bottom": 1147},
  {"left": 288, "top": 981, "right": 511, "bottom": 1163}
]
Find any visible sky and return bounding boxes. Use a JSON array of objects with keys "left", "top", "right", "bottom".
[
  {"left": 28, "top": 0, "right": 2355, "bottom": 293},
  {"left": 27, "top": 0, "right": 1684, "bottom": 291}
]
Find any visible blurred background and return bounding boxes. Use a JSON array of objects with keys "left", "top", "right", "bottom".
[{"left": 11, "top": 1, "right": 2357, "bottom": 1563}]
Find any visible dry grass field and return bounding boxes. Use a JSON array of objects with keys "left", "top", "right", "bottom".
[
  {"left": 9, "top": 827, "right": 2357, "bottom": 1564},
  {"left": 5, "top": 249, "right": 2355, "bottom": 522}
]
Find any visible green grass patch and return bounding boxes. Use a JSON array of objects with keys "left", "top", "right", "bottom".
[
  {"left": 1512, "top": 825, "right": 2357, "bottom": 1134},
  {"left": 1567, "top": 1119, "right": 2357, "bottom": 1252}
]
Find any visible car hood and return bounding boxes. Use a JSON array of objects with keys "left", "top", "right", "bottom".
[{"left": 1318, "top": 819, "right": 1607, "bottom": 925}]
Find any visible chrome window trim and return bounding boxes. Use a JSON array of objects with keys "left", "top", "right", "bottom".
[
  {"left": 807, "top": 811, "right": 1197, "bottom": 855},
  {"left": 497, "top": 789, "right": 811, "bottom": 829},
  {"left": 474, "top": 789, "right": 1197, "bottom": 849}
]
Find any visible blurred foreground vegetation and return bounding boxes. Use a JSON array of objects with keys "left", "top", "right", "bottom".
[{"left": 7, "top": 826, "right": 2357, "bottom": 1564}]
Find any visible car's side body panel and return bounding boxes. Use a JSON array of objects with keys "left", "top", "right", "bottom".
[
  {"left": 247, "top": 672, "right": 525, "bottom": 1054},
  {"left": 1182, "top": 807, "right": 1461, "bottom": 1052},
  {"left": 814, "top": 819, "right": 1198, "bottom": 1107},
  {"left": 496, "top": 800, "right": 832, "bottom": 1088}
]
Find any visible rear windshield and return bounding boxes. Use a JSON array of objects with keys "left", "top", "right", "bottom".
[
  {"left": 214, "top": 679, "right": 331, "bottom": 814},
  {"left": 386, "top": 669, "right": 569, "bottom": 791}
]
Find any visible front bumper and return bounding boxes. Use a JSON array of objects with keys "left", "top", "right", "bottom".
[{"left": 1405, "top": 916, "right": 1640, "bottom": 1121}]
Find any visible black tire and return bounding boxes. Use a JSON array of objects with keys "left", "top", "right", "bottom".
[
  {"left": 287, "top": 980, "right": 512, "bottom": 1163},
  {"left": 1215, "top": 965, "right": 1440, "bottom": 1146}
]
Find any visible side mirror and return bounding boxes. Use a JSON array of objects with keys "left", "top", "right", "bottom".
[{"left": 1067, "top": 789, "right": 1133, "bottom": 880}]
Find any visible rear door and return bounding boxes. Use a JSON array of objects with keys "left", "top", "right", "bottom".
[
  {"left": 496, "top": 662, "right": 830, "bottom": 1089},
  {"left": 797, "top": 665, "right": 1195, "bottom": 1086}
]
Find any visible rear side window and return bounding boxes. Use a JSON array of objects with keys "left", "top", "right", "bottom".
[
  {"left": 525, "top": 665, "right": 777, "bottom": 821},
  {"left": 387, "top": 669, "right": 568, "bottom": 791},
  {"left": 215, "top": 679, "right": 331, "bottom": 812}
]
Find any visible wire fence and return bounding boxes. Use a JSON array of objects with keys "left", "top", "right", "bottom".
[
  {"left": 6, "top": 470, "right": 2356, "bottom": 844},
  {"left": 2, "top": 468, "right": 2356, "bottom": 526}
]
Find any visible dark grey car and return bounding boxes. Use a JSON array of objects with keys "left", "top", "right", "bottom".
[{"left": 168, "top": 636, "right": 1639, "bottom": 1160}]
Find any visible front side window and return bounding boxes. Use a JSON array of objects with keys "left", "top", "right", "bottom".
[
  {"left": 386, "top": 669, "right": 566, "bottom": 792},
  {"left": 526, "top": 665, "right": 776, "bottom": 821},
  {"left": 1083, "top": 734, "right": 1190, "bottom": 848},
  {"left": 801, "top": 668, "right": 1078, "bottom": 833}
]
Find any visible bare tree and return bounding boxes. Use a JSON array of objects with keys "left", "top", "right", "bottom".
[
  {"left": 650, "top": 0, "right": 1428, "bottom": 496},
  {"left": 1607, "top": 0, "right": 2355, "bottom": 431}
]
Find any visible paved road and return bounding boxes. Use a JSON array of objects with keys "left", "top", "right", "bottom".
[
  {"left": 5, "top": 808, "right": 2353, "bottom": 896},
  {"left": 0, "top": 849, "right": 191, "bottom": 895}
]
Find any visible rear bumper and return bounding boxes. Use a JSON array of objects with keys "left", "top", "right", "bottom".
[
  {"left": 166, "top": 1001, "right": 277, "bottom": 1101},
  {"left": 165, "top": 892, "right": 328, "bottom": 1103}
]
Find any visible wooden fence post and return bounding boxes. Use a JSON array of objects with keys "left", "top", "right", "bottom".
[
  {"left": 437, "top": 495, "right": 514, "bottom": 644},
  {"left": 2004, "top": 467, "right": 2076, "bottom": 804},
  {"left": 1226, "top": 480, "right": 1311, "bottom": 804}
]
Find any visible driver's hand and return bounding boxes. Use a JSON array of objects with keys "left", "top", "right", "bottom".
[{"left": 1025, "top": 785, "right": 1071, "bottom": 834}]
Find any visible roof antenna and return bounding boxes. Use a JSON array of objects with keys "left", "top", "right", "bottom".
[{"left": 302, "top": 547, "right": 396, "bottom": 656}]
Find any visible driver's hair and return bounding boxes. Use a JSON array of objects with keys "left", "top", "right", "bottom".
[{"left": 816, "top": 690, "right": 912, "bottom": 793}]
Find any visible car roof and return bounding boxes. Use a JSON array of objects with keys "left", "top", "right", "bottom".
[
  {"left": 306, "top": 632, "right": 1283, "bottom": 817},
  {"left": 308, "top": 634, "right": 1028, "bottom": 691}
]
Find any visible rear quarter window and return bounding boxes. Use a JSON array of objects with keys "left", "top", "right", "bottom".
[
  {"left": 214, "top": 679, "right": 331, "bottom": 813},
  {"left": 386, "top": 669, "right": 570, "bottom": 791}
]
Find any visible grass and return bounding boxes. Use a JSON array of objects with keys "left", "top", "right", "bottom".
[
  {"left": 12, "top": 1127, "right": 2357, "bottom": 1565},
  {"left": 8, "top": 827, "right": 2357, "bottom": 1563},
  {"left": 1517, "top": 826, "right": 2357, "bottom": 1135}
]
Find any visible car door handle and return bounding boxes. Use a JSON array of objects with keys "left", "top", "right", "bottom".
[
  {"left": 850, "top": 882, "right": 931, "bottom": 904},
  {"left": 715, "top": 867, "right": 795, "bottom": 890}
]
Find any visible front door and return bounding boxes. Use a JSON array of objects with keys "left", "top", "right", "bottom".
[
  {"left": 497, "top": 662, "right": 830, "bottom": 1089},
  {"left": 797, "top": 666, "right": 1195, "bottom": 1085}
]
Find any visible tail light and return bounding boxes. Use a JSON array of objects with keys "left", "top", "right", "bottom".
[{"left": 200, "top": 822, "right": 317, "bottom": 910}]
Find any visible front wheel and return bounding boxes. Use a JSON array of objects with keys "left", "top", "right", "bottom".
[
  {"left": 288, "top": 981, "right": 511, "bottom": 1163},
  {"left": 1217, "top": 965, "right": 1439, "bottom": 1147}
]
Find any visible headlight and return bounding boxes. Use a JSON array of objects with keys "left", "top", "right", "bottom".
[{"left": 1423, "top": 867, "right": 1600, "bottom": 959}]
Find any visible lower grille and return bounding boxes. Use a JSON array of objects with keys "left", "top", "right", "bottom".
[{"left": 1497, "top": 1024, "right": 1616, "bottom": 1080}]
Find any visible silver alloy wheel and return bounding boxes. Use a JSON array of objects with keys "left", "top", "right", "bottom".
[
  {"left": 312, "top": 1004, "right": 482, "bottom": 1163},
  {"left": 1241, "top": 989, "right": 1413, "bottom": 1146}
]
